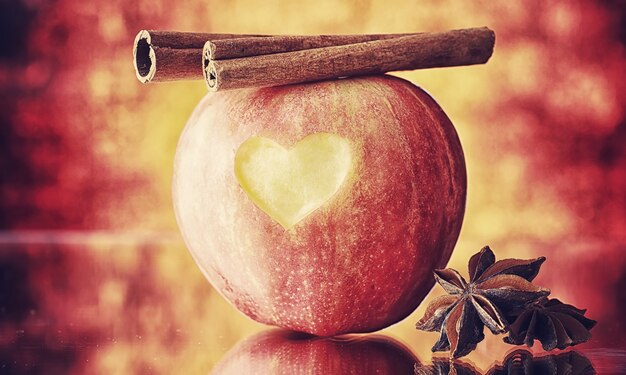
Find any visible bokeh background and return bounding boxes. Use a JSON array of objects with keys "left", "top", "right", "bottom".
[{"left": 1, "top": 0, "right": 625, "bottom": 373}]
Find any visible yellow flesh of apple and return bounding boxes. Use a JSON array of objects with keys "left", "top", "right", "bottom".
[{"left": 234, "top": 133, "right": 352, "bottom": 229}]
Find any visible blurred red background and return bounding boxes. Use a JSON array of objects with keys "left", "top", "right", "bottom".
[{"left": 0, "top": 0, "right": 625, "bottom": 373}]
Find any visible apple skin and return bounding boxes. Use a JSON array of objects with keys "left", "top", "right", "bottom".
[
  {"left": 173, "top": 75, "right": 466, "bottom": 336},
  {"left": 211, "top": 330, "right": 418, "bottom": 375}
]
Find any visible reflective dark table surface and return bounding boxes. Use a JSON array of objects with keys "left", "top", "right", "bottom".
[{"left": 1, "top": 236, "right": 625, "bottom": 374}]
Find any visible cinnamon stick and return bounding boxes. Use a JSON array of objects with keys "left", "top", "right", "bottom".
[
  {"left": 204, "top": 27, "right": 495, "bottom": 91},
  {"left": 205, "top": 33, "right": 417, "bottom": 60},
  {"left": 132, "top": 30, "right": 266, "bottom": 83}
]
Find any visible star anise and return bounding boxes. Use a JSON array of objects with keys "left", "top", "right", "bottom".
[
  {"left": 504, "top": 297, "right": 597, "bottom": 350},
  {"left": 416, "top": 246, "right": 550, "bottom": 358},
  {"left": 486, "top": 349, "right": 595, "bottom": 375}
]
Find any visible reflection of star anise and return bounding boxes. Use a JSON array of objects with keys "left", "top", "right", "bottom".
[
  {"left": 486, "top": 349, "right": 595, "bottom": 375},
  {"left": 416, "top": 246, "right": 550, "bottom": 358},
  {"left": 414, "top": 359, "right": 480, "bottom": 375},
  {"left": 504, "top": 297, "right": 597, "bottom": 350}
]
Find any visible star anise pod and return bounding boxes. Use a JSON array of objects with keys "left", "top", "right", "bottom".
[
  {"left": 504, "top": 297, "right": 597, "bottom": 350},
  {"left": 416, "top": 246, "right": 550, "bottom": 358},
  {"left": 486, "top": 349, "right": 596, "bottom": 375}
]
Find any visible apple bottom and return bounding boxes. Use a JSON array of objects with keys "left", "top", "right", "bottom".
[{"left": 205, "top": 214, "right": 447, "bottom": 337}]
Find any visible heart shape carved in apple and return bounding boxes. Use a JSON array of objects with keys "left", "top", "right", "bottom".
[{"left": 234, "top": 133, "right": 352, "bottom": 229}]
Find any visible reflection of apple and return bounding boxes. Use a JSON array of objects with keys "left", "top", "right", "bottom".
[
  {"left": 211, "top": 330, "right": 418, "bottom": 375},
  {"left": 173, "top": 75, "right": 466, "bottom": 336}
]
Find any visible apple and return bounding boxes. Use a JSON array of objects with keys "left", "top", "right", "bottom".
[
  {"left": 173, "top": 75, "right": 466, "bottom": 336},
  {"left": 211, "top": 330, "right": 418, "bottom": 375}
]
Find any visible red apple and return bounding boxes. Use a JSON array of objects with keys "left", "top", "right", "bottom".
[
  {"left": 211, "top": 330, "right": 419, "bottom": 375},
  {"left": 173, "top": 75, "right": 466, "bottom": 336}
]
